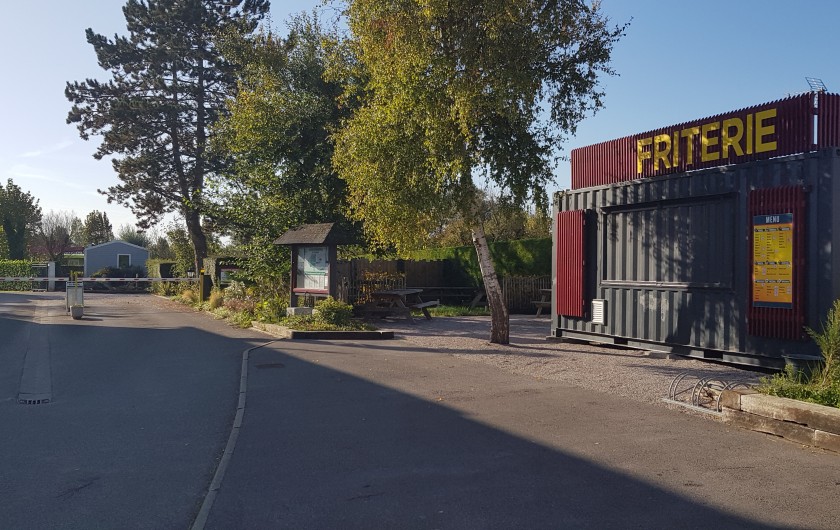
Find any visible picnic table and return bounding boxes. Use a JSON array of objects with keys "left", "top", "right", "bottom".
[
  {"left": 415, "top": 286, "right": 486, "bottom": 308},
  {"left": 532, "top": 288, "right": 552, "bottom": 316},
  {"left": 365, "top": 288, "right": 440, "bottom": 322}
]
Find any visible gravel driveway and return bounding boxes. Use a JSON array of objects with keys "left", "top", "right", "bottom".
[{"left": 377, "top": 315, "right": 764, "bottom": 409}]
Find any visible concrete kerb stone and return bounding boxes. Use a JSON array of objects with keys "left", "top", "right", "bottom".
[
  {"left": 190, "top": 341, "right": 276, "bottom": 530},
  {"left": 251, "top": 321, "right": 394, "bottom": 340},
  {"left": 720, "top": 389, "right": 840, "bottom": 453}
]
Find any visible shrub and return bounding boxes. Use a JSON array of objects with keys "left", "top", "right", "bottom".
[
  {"left": 0, "top": 260, "right": 33, "bottom": 291},
  {"left": 208, "top": 287, "right": 225, "bottom": 310},
  {"left": 314, "top": 297, "right": 353, "bottom": 326},
  {"left": 759, "top": 299, "right": 840, "bottom": 408},
  {"left": 92, "top": 265, "right": 146, "bottom": 279},
  {"left": 179, "top": 288, "right": 198, "bottom": 305},
  {"left": 805, "top": 299, "right": 840, "bottom": 388},
  {"left": 255, "top": 296, "right": 286, "bottom": 323}
]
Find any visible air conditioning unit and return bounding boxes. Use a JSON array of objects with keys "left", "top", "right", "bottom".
[{"left": 591, "top": 299, "right": 607, "bottom": 325}]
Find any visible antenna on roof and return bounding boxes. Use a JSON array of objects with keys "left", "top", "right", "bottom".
[{"left": 806, "top": 77, "right": 828, "bottom": 93}]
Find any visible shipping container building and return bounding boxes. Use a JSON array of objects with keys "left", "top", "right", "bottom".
[{"left": 551, "top": 92, "right": 840, "bottom": 368}]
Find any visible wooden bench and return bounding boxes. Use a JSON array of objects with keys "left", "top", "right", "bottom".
[
  {"left": 410, "top": 300, "right": 440, "bottom": 320},
  {"left": 532, "top": 300, "right": 551, "bottom": 316}
]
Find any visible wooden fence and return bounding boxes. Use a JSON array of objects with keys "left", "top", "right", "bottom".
[
  {"left": 334, "top": 257, "right": 550, "bottom": 313},
  {"left": 502, "top": 275, "right": 551, "bottom": 314}
]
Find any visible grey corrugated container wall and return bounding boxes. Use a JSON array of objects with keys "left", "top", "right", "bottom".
[{"left": 551, "top": 148, "right": 840, "bottom": 368}]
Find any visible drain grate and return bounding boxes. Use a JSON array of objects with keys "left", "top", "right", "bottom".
[{"left": 18, "top": 393, "right": 52, "bottom": 405}]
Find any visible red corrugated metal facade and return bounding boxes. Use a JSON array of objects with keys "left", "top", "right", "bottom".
[
  {"left": 555, "top": 210, "right": 585, "bottom": 317},
  {"left": 817, "top": 92, "right": 840, "bottom": 149},
  {"left": 571, "top": 92, "right": 840, "bottom": 189},
  {"left": 747, "top": 187, "right": 807, "bottom": 340}
]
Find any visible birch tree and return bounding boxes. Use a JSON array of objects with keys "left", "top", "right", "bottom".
[{"left": 331, "top": 0, "right": 626, "bottom": 343}]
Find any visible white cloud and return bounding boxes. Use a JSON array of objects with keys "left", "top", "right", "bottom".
[
  {"left": 19, "top": 140, "right": 75, "bottom": 159},
  {"left": 7, "top": 163, "right": 88, "bottom": 191}
]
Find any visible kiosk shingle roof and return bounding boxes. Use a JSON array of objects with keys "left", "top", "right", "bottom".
[{"left": 273, "top": 223, "right": 354, "bottom": 246}]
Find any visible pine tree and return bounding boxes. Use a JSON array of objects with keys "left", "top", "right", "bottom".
[
  {"left": 83, "top": 210, "right": 114, "bottom": 246},
  {"left": 66, "top": 0, "right": 269, "bottom": 272}
]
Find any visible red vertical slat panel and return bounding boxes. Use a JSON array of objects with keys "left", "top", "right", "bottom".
[
  {"left": 817, "top": 93, "right": 840, "bottom": 148},
  {"left": 747, "top": 187, "right": 807, "bottom": 340},
  {"left": 556, "top": 210, "right": 586, "bottom": 317}
]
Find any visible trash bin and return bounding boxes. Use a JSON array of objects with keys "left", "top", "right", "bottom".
[{"left": 66, "top": 281, "right": 84, "bottom": 313}]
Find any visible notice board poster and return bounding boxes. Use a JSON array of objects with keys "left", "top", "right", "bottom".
[
  {"left": 752, "top": 213, "right": 793, "bottom": 308},
  {"left": 297, "top": 246, "right": 328, "bottom": 290}
]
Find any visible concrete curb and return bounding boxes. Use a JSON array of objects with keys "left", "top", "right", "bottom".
[
  {"left": 190, "top": 340, "right": 276, "bottom": 530},
  {"left": 720, "top": 389, "right": 840, "bottom": 453},
  {"left": 251, "top": 321, "right": 394, "bottom": 340}
]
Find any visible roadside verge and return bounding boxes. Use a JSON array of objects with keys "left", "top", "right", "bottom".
[
  {"left": 251, "top": 321, "right": 394, "bottom": 340},
  {"left": 720, "top": 389, "right": 840, "bottom": 453}
]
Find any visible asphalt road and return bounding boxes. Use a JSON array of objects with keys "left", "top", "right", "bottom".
[
  {"left": 0, "top": 292, "right": 267, "bottom": 529},
  {"left": 4, "top": 292, "right": 840, "bottom": 529},
  {"left": 207, "top": 339, "right": 840, "bottom": 529}
]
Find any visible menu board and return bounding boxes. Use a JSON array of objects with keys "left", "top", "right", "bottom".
[
  {"left": 752, "top": 213, "right": 793, "bottom": 308},
  {"left": 297, "top": 246, "right": 328, "bottom": 290}
]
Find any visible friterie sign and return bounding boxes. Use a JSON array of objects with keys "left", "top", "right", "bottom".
[{"left": 570, "top": 92, "right": 840, "bottom": 189}]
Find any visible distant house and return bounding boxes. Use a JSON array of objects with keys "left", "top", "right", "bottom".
[
  {"left": 84, "top": 240, "right": 149, "bottom": 277},
  {"left": 63, "top": 246, "right": 85, "bottom": 267}
]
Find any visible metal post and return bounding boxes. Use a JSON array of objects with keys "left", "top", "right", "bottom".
[{"left": 47, "top": 262, "right": 56, "bottom": 292}]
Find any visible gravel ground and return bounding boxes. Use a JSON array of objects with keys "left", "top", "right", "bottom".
[{"left": 377, "top": 314, "right": 765, "bottom": 410}]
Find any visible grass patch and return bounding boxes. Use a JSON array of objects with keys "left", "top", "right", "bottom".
[
  {"left": 278, "top": 315, "right": 375, "bottom": 332},
  {"left": 427, "top": 304, "right": 491, "bottom": 317},
  {"left": 276, "top": 297, "right": 376, "bottom": 331}
]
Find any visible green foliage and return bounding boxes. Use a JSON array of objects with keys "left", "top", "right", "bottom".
[
  {"left": 91, "top": 265, "right": 146, "bottom": 279},
  {"left": 806, "top": 299, "right": 840, "bottom": 387},
  {"left": 758, "top": 299, "right": 840, "bottom": 408},
  {"left": 208, "top": 287, "right": 225, "bottom": 310},
  {"left": 0, "top": 260, "right": 33, "bottom": 291},
  {"left": 279, "top": 297, "right": 372, "bottom": 331},
  {"left": 406, "top": 238, "right": 551, "bottom": 284},
  {"left": 178, "top": 288, "right": 199, "bottom": 306},
  {"left": 314, "top": 297, "right": 354, "bottom": 327},
  {"left": 428, "top": 305, "right": 491, "bottom": 317},
  {"left": 279, "top": 314, "right": 374, "bottom": 332},
  {"left": 82, "top": 211, "right": 113, "bottom": 246},
  {"left": 166, "top": 225, "right": 197, "bottom": 276},
  {"left": 331, "top": 0, "right": 626, "bottom": 252},
  {"left": 255, "top": 296, "right": 287, "bottom": 324},
  {"left": 221, "top": 280, "right": 257, "bottom": 321},
  {"left": 210, "top": 15, "right": 356, "bottom": 286},
  {"left": 69, "top": 217, "right": 85, "bottom": 246},
  {"left": 116, "top": 224, "right": 150, "bottom": 248},
  {"left": 0, "top": 179, "right": 41, "bottom": 259},
  {"left": 433, "top": 192, "right": 551, "bottom": 247},
  {"left": 66, "top": 0, "right": 269, "bottom": 269},
  {"left": 0, "top": 226, "right": 8, "bottom": 259},
  {"left": 759, "top": 366, "right": 840, "bottom": 409}
]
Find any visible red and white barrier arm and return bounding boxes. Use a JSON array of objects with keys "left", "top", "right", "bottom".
[{"left": 1, "top": 277, "right": 198, "bottom": 282}]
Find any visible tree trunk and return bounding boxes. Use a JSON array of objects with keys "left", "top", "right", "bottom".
[
  {"left": 5, "top": 221, "right": 27, "bottom": 260},
  {"left": 184, "top": 209, "right": 208, "bottom": 274},
  {"left": 471, "top": 222, "right": 509, "bottom": 344}
]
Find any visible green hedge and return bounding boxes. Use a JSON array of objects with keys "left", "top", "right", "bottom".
[
  {"left": 147, "top": 259, "right": 179, "bottom": 278},
  {"left": 0, "top": 260, "right": 35, "bottom": 291},
  {"left": 406, "top": 238, "right": 551, "bottom": 284}
]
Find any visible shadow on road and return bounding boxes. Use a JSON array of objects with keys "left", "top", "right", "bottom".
[{"left": 208, "top": 343, "right": 782, "bottom": 529}]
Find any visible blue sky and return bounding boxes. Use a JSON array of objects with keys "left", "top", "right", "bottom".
[{"left": 1, "top": 1, "right": 839, "bottom": 230}]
